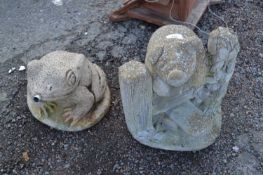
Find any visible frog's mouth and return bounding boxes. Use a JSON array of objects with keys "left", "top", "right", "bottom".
[
  {"left": 29, "top": 87, "right": 76, "bottom": 102},
  {"left": 38, "top": 91, "right": 73, "bottom": 101}
]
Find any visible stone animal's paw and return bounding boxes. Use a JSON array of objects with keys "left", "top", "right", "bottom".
[
  {"left": 62, "top": 108, "right": 82, "bottom": 126},
  {"left": 36, "top": 107, "right": 46, "bottom": 119},
  {"left": 44, "top": 102, "right": 57, "bottom": 114}
]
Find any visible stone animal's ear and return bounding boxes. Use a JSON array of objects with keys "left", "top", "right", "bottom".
[{"left": 66, "top": 69, "right": 77, "bottom": 86}]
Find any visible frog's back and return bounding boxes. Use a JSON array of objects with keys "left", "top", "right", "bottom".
[{"left": 40, "top": 50, "right": 85, "bottom": 70}]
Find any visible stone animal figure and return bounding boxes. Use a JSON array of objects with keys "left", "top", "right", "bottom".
[
  {"left": 119, "top": 25, "right": 240, "bottom": 151},
  {"left": 27, "top": 51, "right": 110, "bottom": 131}
]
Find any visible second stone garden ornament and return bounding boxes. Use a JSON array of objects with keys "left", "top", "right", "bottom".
[
  {"left": 119, "top": 25, "right": 240, "bottom": 151},
  {"left": 27, "top": 51, "right": 110, "bottom": 131}
]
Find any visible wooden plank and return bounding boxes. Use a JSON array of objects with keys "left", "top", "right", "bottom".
[
  {"left": 128, "top": 7, "right": 174, "bottom": 26},
  {"left": 128, "top": 0, "right": 211, "bottom": 29},
  {"left": 186, "top": 0, "right": 209, "bottom": 27},
  {"left": 110, "top": 0, "right": 224, "bottom": 28}
]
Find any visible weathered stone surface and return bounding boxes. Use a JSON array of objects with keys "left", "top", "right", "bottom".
[
  {"left": 27, "top": 50, "right": 110, "bottom": 131},
  {"left": 122, "top": 34, "right": 137, "bottom": 45},
  {"left": 111, "top": 45, "right": 125, "bottom": 58},
  {"left": 96, "top": 41, "right": 114, "bottom": 50},
  {"left": 119, "top": 25, "right": 240, "bottom": 151},
  {"left": 85, "top": 22, "right": 103, "bottom": 42},
  {"left": 0, "top": 92, "right": 7, "bottom": 102},
  {"left": 119, "top": 61, "right": 154, "bottom": 135},
  {"left": 228, "top": 152, "right": 261, "bottom": 175},
  {"left": 96, "top": 51, "right": 107, "bottom": 61}
]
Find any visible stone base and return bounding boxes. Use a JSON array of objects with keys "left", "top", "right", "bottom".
[
  {"left": 27, "top": 86, "right": 111, "bottom": 132},
  {"left": 134, "top": 114, "right": 221, "bottom": 151}
]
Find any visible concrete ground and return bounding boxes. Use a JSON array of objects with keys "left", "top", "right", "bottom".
[{"left": 0, "top": 0, "right": 262, "bottom": 174}]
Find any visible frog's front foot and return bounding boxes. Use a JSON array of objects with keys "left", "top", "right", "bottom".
[{"left": 62, "top": 107, "right": 83, "bottom": 126}]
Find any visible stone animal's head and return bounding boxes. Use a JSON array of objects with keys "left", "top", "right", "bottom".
[
  {"left": 145, "top": 25, "right": 204, "bottom": 87},
  {"left": 27, "top": 51, "right": 88, "bottom": 102}
]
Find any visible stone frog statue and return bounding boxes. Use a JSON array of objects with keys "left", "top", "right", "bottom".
[
  {"left": 119, "top": 25, "right": 240, "bottom": 151},
  {"left": 27, "top": 51, "right": 110, "bottom": 131}
]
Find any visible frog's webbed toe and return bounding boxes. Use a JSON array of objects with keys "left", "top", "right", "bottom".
[
  {"left": 62, "top": 107, "right": 73, "bottom": 120},
  {"left": 44, "top": 102, "right": 55, "bottom": 114},
  {"left": 36, "top": 107, "right": 45, "bottom": 119},
  {"left": 62, "top": 108, "right": 83, "bottom": 126},
  {"left": 34, "top": 105, "right": 48, "bottom": 120}
]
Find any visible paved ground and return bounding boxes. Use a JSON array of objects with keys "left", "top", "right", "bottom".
[{"left": 0, "top": 0, "right": 262, "bottom": 174}]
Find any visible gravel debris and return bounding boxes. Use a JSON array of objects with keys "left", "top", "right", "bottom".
[
  {"left": 8, "top": 67, "right": 16, "bottom": 74},
  {"left": 232, "top": 146, "right": 240, "bottom": 152},
  {"left": 18, "top": 66, "right": 26, "bottom": 71}
]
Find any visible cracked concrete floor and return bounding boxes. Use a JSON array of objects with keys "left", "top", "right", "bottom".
[{"left": 0, "top": 0, "right": 263, "bottom": 174}]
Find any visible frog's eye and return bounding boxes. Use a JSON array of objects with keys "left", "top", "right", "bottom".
[
  {"left": 33, "top": 95, "right": 41, "bottom": 103},
  {"left": 66, "top": 69, "right": 76, "bottom": 86}
]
